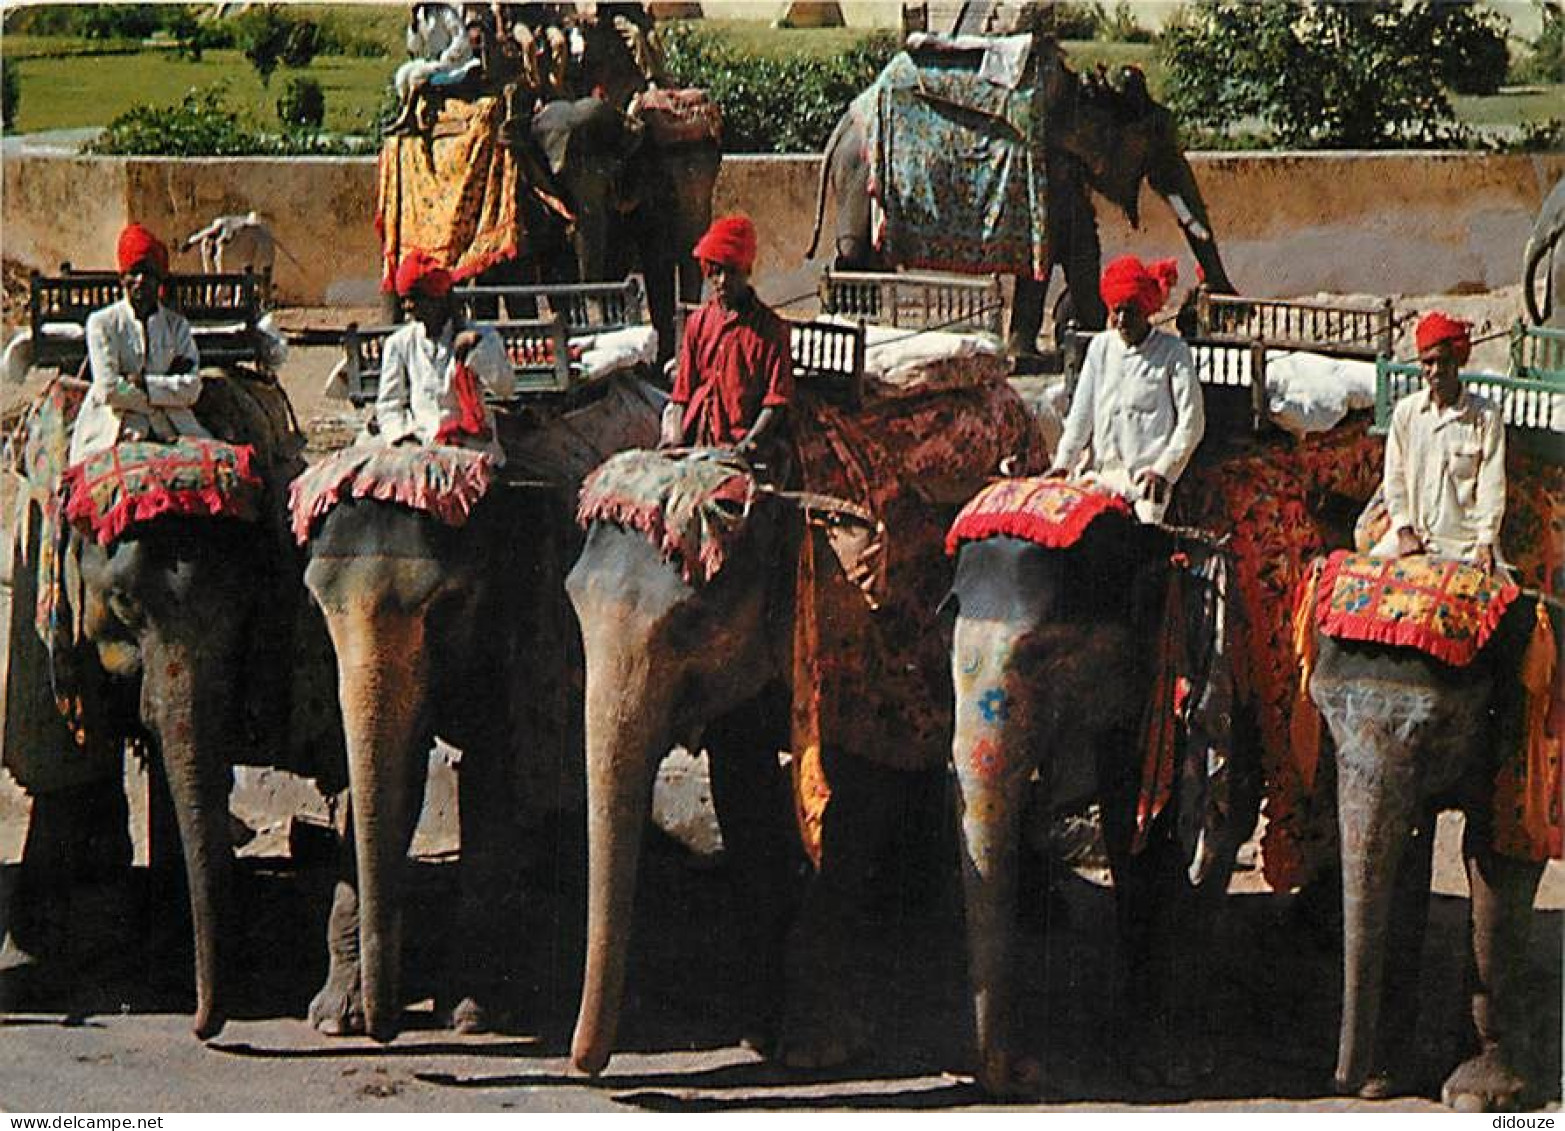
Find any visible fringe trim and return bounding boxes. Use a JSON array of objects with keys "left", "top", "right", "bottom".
[
  {"left": 288, "top": 448, "right": 494, "bottom": 545},
  {"left": 1314, "top": 549, "right": 1519, "bottom": 668},
  {"left": 577, "top": 477, "right": 751, "bottom": 585},
  {"left": 945, "top": 486, "right": 1130, "bottom": 556},
  {"left": 62, "top": 445, "right": 262, "bottom": 547}
]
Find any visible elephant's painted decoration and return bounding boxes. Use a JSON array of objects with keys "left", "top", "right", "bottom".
[
  {"left": 2, "top": 373, "right": 339, "bottom": 1039},
  {"left": 1523, "top": 176, "right": 1565, "bottom": 329},
  {"left": 807, "top": 36, "right": 1235, "bottom": 356},
  {"left": 942, "top": 476, "right": 1260, "bottom": 1096},
  {"left": 564, "top": 376, "right": 1047, "bottom": 1074},
  {"left": 289, "top": 375, "right": 664, "bottom": 1042},
  {"left": 1294, "top": 549, "right": 1561, "bottom": 1109}
]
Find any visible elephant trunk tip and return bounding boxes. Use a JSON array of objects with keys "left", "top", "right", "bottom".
[
  {"left": 571, "top": 1033, "right": 611, "bottom": 1077},
  {"left": 366, "top": 1008, "right": 403, "bottom": 1045},
  {"left": 192, "top": 1007, "right": 226, "bottom": 1041}
]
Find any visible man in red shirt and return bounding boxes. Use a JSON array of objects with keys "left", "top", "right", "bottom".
[{"left": 661, "top": 215, "right": 794, "bottom": 465}]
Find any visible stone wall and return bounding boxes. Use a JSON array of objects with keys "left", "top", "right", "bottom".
[{"left": 5, "top": 149, "right": 1562, "bottom": 312}]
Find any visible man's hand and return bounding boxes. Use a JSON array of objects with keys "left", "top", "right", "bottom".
[
  {"left": 453, "top": 329, "right": 481, "bottom": 361},
  {"left": 1043, "top": 466, "right": 1070, "bottom": 479},
  {"left": 658, "top": 402, "right": 684, "bottom": 449},
  {"left": 1475, "top": 544, "right": 1496, "bottom": 574},
  {"left": 1134, "top": 468, "right": 1169, "bottom": 504},
  {"left": 1395, "top": 527, "right": 1424, "bottom": 558}
]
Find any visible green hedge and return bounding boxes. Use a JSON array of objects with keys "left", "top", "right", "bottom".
[
  {"left": 86, "top": 85, "right": 376, "bottom": 156},
  {"left": 660, "top": 23, "right": 898, "bottom": 154}
]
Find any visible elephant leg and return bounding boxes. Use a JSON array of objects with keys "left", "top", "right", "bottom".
[
  {"left": 1440, "top": 814, "right": 1545, "bottom": 1111},
  {"left": 705, "top": 703, "right": 798, "bottom": 1055},
  {"left": 445, "top": 723, "right": 525, "bottom": 1034},
  {"left": 310, "top": 802, "right": 365, "bottom": 1036},
  {"left": 776, "top": 745, "right": 896, "bottom": 1071},
  {"left": 1008, "top": 276, "right": 1049, "bottom": 358}
]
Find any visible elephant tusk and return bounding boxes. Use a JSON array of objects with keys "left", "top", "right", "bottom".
[{"left": 1169, "top": 194, "right": 1211, "bottom": 243}]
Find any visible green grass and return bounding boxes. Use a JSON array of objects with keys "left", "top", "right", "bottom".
[
  {"left": 1452, "top": 85, "right": 1565, "bottom": 126},
  {"left": 5, "top": 48, "right": 394, "bottom": 135}
]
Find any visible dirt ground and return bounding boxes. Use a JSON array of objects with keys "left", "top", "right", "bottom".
[{"left": 1, "top": 283, "right": 1561, "bottom": 1112}]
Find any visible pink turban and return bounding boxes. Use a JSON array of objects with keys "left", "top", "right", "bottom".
[
  {"left": 1099, "top": 255, "right": 1178, "bottom": 317},
  {"left": 693, "top": 215, "right": 758, "bottom": 274}
]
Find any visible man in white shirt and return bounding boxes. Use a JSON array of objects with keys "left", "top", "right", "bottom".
[
  {"left": 375, "top": 251, "right": 516, "bottom": 462},
  {"left": 70, "top": 224, "right": 207, "bottom": 465},
  {"left": 1048, "top": 255, "right": 1205, "bottom": 524},
  {"left": 1375, "top": 312, "right": 1505, "bottom": 572}
]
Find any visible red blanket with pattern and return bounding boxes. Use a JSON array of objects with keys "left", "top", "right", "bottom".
[
  {"left": 62, "top": 438, "right": 262, "bottom": 546},
  {"left": 945, "top": 476, "right": 1130, "bottom": 555},
  {"left": 1311, "top": 550, "right": 1519, "bottom": 667},
  {"left": 288, "top": 443, "right": 496, "bottom": 545}
]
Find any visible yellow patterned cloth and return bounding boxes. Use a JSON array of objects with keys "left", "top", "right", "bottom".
[{"left": 376, "top": 96, "right": 544, "bottom": 288}]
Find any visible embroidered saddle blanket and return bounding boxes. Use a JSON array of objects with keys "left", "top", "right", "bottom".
[
  {"left": 1307, "top": 549, "right": 1519, "bottom": 668},
  {"left": 945, "top": 476, "right": 1131, "bottom": 555},
  {"left": 288, "top": 442, "right": 496, "bottom": 545},
  {"left": 575, "top": 448, "right": 753, "bottom": 584},
  {"left": 63, "top": 438, "right": 262, "bottom": 547}
]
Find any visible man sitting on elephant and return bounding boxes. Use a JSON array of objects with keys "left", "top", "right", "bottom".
[
  {"left": 661, "top": 215, "right": 793, "bottom": 473},
  {"left": 1374, "top": 311, "right": 1505, "bottom": 574},
  {"left": 69, "top": 224, "right": 206, "bottom": 465},
  {"left": 1047, "top": 254, "right": 1204, "bottom": 524},
  {"left": 375, "top": 250, "right": 517, "bottom": 462}
]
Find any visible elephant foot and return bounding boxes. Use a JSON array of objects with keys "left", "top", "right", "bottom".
[
  {"left": 976, "top": 1049, "right": 1043, "bottom": 1100},
  {"left": 441, "top": 995, "right": 498, "bottom": 1035},
  {"left": 308, "top": 975, "right": 365, "bottom": 1037},
  {"left": 775, "top": 1002, "right": 868, "bottom": 1071},
  {"left": 1441, "top": 1048, "right": 1529, "bottom": 1112}
]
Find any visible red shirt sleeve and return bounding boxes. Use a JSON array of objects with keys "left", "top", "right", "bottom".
[
  {"left": 761, "top": 315, "right": 794, "bottom": 408},
  {"left": 671, "top": 305, "right": 700, "bottom": 406}
]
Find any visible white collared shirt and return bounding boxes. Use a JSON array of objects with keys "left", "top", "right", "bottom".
[
  {"left": 375, "top": 318, "right": 516, "bottom": 462},
  {"left": 70, "top": 298, "right": 206, "bottom": 464},
  {"left": 1383, "top": 385, "right": 1505, "bottom": 562},
  {"left": 1053, "top": 326, "right": 1206, "bottom": 492}
]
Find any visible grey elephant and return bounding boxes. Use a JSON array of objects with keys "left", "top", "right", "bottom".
[
  {"left": 1523, "top": 176, "right": 1565, "bottom": 329},
  {"left": 943, "top": 494, "right": 1259, "bottom": 1096},
  {"left": 2, "top": 373, "right": 332, "bottom": 1038},
  {"left": 565, "top": 383, "right": 1046, "bottom": 1075},
  {"left": 806, "top": 40, "right": 1235, "bottom": 356},
  {"left": 293, "top": 376, "right": 663, "bottom": 1042},
  {"left": 1304, "top": 551, "right": 1559, "bottom": 1110}
]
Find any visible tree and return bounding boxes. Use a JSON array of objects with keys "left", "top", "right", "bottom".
[
  {"left": 1160, "top": 0, "right": 1503, "bottom": 148},
  {"left": 234, "top": 6, "right": 319, "bottom": 88},
  {"left": 2, "top": 61, "right": 18, "bottom": 133}
]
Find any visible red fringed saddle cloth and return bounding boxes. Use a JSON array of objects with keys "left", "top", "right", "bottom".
[
  {"left": 945, "top": 476, "right": 1130, "bottom": 556},
  {"left": 1310, "top": 550, "right": 1519, "bottom": 667},
  {"left": 288, "top": 443, "right": 495, "bottom": 545},
  {"left": 62, "top": 438, "right": 263, "bottom": 546},
  {"left": 575, "top": 449, "right": 754, "bottom": 584}
]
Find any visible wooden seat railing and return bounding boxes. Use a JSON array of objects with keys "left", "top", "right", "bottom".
[
  {"left": 819, "top": 269, "right": 1004, "bottom": 337},
  {"left": 28, "top": 266, "right": 266, "bottom": 373},
  {"left": 451, "top": 275, "right": 646, "bottom": 336},
  {"left": 671, "top": 302, "right": 867, "bottom": 411},
  {"left": 342, "top": 315, "right": 573, "bottom": 407}
]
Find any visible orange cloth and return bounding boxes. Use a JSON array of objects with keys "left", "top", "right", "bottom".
[
  {"left": 1289, "top": 560, "right": 1324, "bottom": 791},
  {"left": 116, "top": 223, "right": 169, "bottom": 276}
]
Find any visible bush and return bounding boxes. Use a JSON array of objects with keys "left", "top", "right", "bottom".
[
  {"left": 1428, "top": 1, "right": 1512, "bottom": 96},
  {"left": 71, "top": 4, "right": 163, "bottom": 41},
  {"left": 277, "top": 76, "right": 326, "bottom": 132},
  {"left": 1160, "top": 1, "right": 1487, "bottom": 148},
  {"left": 1, "top": 61, "right": 17, "bottom": 132},
  {"left": 1514, "top": 1, "right": 1565, "bottom": 83},
  {"left": 87, "top": 85, "right": 376, "bottom": 157},
  {"left": 233, "top": 6, "right": 319, "bottom": 87},
  {"left": 660, "top": 23, "right": 898, "bottom": 153}
]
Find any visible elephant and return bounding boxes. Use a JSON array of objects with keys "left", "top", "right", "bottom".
[
  {"left": 1308, "top": 586, "right": 1558, "bottom": 1109},
  {"left": 1523, "top": 176, "right": 1565, "bottom": 329},
  {"left": 1, "top": 373, "right": 328, "bottom": 1039},
  {"left": 530, "top": 94, "right": 721, "bottom": 367},
  {"left": 295, "top": 376, "right": 663, "bottom": 1042},
  {"left": 943, "top": 507, "right": 1260, "bottom": 1096},
  {"left": 806, "top": 43, "right": 1235, "bottom": 356},
  {"left": 566, "top": 384, "right": 1048, "bottom": 1075}
]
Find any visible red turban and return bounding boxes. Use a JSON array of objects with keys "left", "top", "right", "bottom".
[
  {"left": 1099, "top": 255, "right": 1178, "bottom": 317},
  {"left": 1414, "top": 311, "right": 1472, "bottom": 365},
  {"left": 116, "top": 224, "right": 169, "bottom": 277},
  {"left": 693, "top": 215, "right": 757, "bottom": 274},
  {"left": 394, "top": 251, "right": 454, "bottom": 299}
]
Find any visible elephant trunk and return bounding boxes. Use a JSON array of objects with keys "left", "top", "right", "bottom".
[
  {"left": 805, "top": 108, "right": 853, "bottom": 260},
  {"left": 1155, "top": 154, "right": 1235, "bottom": 295},
  {"left": 323, "top": 603, "right": 429, "bottom": 1044},
  {"left": 951, "top": 616, "right": 1034, "bottom": 1094},
  {"left": 1522, "top": 230, "right": 1553, "bottom": 326},
  {"left": 570, "top": 634, "right": 668, "bottom": 1075},
  {"left": 1330, "top": 715, "right": 1419, "bottom": 1094},
  {"left": 141, "top": 639, "right": 238, "bottom": 1040}
]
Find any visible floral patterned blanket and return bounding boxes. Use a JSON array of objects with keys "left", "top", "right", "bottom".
[
  {"left": 863, "top": 52, "right": 1048, "bottom": 279},
  {"left": 945, "top": 476, "right": 1130, "bottom": 554},
  {"left": 1306, "top": 551, "right": 1518, "bottom": 668},
  {"left": 288, "top": 443, "right": 496, "bottom": 545},
  {"left": 63, "top": 438, "right": 262, "bottom": 547}
]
